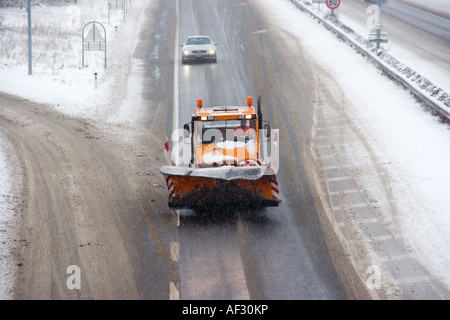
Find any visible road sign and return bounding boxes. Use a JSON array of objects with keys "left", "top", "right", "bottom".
[
  {"left": 326, "top": 0, "right": 340, "bottom": 10},
  {"left": 369, "top": 30, "right": 388, "bottom": 43},
  {"left": 82, "top": 21, "right": 107, "bottom": 68}
]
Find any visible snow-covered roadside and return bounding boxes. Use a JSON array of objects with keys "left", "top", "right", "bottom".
[
  {"left": 0, "top": 0, "right": 152, "bottom": 299},
  {"left": 0, "top": 0, "right": 150, "bottom": 123},
  {"left": 0, "top": 132, "right": 23, "bottom": 300},
  {"left": 258, "top": 0, "right": 450, "bottom": 290},
  {"left": 298, "top": 0, "right": 450, "bottom": 119}
]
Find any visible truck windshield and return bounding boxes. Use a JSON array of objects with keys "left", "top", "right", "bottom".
[{"left": 197, "top": 119, "right": 256, "bottom": 143}]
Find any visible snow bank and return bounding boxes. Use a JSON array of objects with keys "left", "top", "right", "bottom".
[
  {"left": 0, "top": 0, "right": 148, "bottom": 122},
  {"left": 293, "top": 0, "right": 450, "bottom": 119},
  {"left": 0, "top": 132, "right": 22, "bottom": 300},
  {"left": 269, "top": 0, "right": 450, "bottom": 290}
]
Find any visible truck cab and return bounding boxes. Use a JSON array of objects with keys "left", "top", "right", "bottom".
[
  {"left": 184, "top": 97, "right": 269, "bottom": 168},
  {"left": 161, "top": 96, "right": 280, "bottom": 210}
]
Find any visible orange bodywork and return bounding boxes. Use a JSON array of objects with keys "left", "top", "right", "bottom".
[
  {"left": 161, "top": 97, "right": 281, "bottom": 210},
  {"left": 194, "top": 105, "right": 260, "bottom": 166},
  {"left": 166, "top": 174, "right": 279, "bottom": 210}
]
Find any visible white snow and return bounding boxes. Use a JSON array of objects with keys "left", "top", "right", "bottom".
[
  {"left": 0, "top": 0, "right": 449, "bottom": 298},
  {"left": 0, "top": 0, "right": 152, "bottom": 299},
  {"left": 0, "top": 132, "right": 17, "bottom": 299},
  {"left": 258, "top": 0, "right": 450, "bottom": 292}
]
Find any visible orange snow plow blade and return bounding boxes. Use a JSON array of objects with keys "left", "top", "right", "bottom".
[{"left": 160, "top": 166, "right": 281, "bottom": 210}]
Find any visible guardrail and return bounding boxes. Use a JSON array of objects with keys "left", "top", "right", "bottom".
[{"left": 289, "top": 0, "right": 450, "bottom": 121}]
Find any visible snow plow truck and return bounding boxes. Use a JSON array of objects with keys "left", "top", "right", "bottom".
[{"left": 160, "top": 96, "right": 281, "bottom": 210}]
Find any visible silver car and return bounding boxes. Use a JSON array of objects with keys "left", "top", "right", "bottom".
[{"left": 180, "top": 35, "right": 218, "bottom": 64}]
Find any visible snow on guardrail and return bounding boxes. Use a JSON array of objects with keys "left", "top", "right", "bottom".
[{"left": 289, "top": 0, "right": 450, "bottom": 121}]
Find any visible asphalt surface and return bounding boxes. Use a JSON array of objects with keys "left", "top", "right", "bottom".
[
  {"left": 174, "top": 0, "right": 350, "bottom": 299},
  {"left": 2, "top": 0, "right": 449, "bottom": 300},
  {"left": 384, "top": 0, "right": 450, "bottom": 40},
  {"left": 0, "top": 93, "right": 176, "bottom": 299}
]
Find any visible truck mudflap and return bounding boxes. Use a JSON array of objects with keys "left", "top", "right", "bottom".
[{"left": 160, "top": 166, "right": 281, "bottom": 210}]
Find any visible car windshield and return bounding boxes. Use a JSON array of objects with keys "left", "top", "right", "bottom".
[{"left": 186, "top": 37, "right": 212, "bottom": 45}]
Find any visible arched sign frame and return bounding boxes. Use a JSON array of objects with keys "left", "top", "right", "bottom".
[{"left": 82, "top": 21, "right": 107, "bottom": 69}]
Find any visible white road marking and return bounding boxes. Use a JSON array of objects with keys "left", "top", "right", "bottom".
[
  {"left": 326, "top": 176, "right": 353, "bottom": 182},
  {"left": 170, "top": 281, "right": 180, "bottom": 300},
  {"left": 173, "top": 0, "right": 179, "bottom": 143},
  {"left": 252, "top": 29, "right": 270, "bottom": 34},
  {"left": 393, "top": 276, "right": 431, "bottom": 285},
  {"left": 329, "top": 189, "right": 359, "bottom": 196},
  {"left": 170, "top": 0, "right": 181, "bottom": 301},
  {"left": 170, "top": 241, "right": 180, "bottom": 262},
  {"left": 372, "top": 234, "right": 402, "bottom": 242},
  {"left": 379, "top": 253, "right": 411, "bottom": 263}
]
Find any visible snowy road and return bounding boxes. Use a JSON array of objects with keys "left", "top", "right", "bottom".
[
  {"left": 273, "top": 0, "right": 450, "bottom": 297},
  {"left": 1, "top": 0, "right": 449, "bottom": 299}
]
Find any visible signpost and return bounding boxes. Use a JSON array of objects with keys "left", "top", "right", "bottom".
[
  {"left": 108, "top": 0, "right": 127, "bottom": 24},
  {"left": 326, "top": 0, "right": 340, "bottom": 10},
  {"left": 326, "top": 0, "right": 340, "bottom": 15},
  {"left": 27, "top": 0, "right": 32, "bottom": 75},
  {"left": 369, "top": 30, "right": 388, "bottom": 44},
  {"left": 367, "top": 0, "right": 388, "bottom": 49},
  {"left": 312, "top": 0, "right": 325, "bottom": 14},
  {"left": 82, "top": 21, "right": 107, "bottom": 69}
]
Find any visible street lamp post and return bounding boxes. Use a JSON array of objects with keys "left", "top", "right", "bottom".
[{"left": 27, "top": 0, "right": 32, "bottom": 75}]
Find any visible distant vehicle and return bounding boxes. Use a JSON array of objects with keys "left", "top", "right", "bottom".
[{"left": 180, "top": 35, "right": 217, "bottom": 64}]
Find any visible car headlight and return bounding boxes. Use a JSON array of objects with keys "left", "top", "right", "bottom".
[
  {"left": 208, "top": 49, "right": 215, "bottom": 55},
  {"left": 183, "top": 50, "right": 190, "bottom": 55}
]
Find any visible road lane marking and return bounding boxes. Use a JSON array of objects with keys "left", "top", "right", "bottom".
[
  {"left": 326, "top": 176, "right": 353, "bottom": 182},
  {"left": 329, "top": 188, "right": 359, "bottom": 195},
  {"left": 251, "top": 29, "right": 270, "bottom": 34},
  {"left": 170, "top": 241, "right": 180, "bottom": 262},
  {"left": 379, "top": 253, "right": 411, "bottom": 263},
  {"left": 170, "top": 281, "right": 180, "bottom": 300},
  {"left": 323, "top": 164, "right": 352, "bottom": 170},
  {"left": 173, "top": 0, "right": 181, "bottom": 225},
  {"left": 236, "top": 215, "right": 259, "bottom": 300},
  {"left": 170, "top": 0, "right": 181, "bottom": 301},
  {"left": 173, "top": 0, "right": 179, "bottom": 139},
  {"left": 393, "top": 276, "right": 431, "bottom": 285},
  {"left": 372, "top": 234, "right": 402, "bottom": 242}
]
